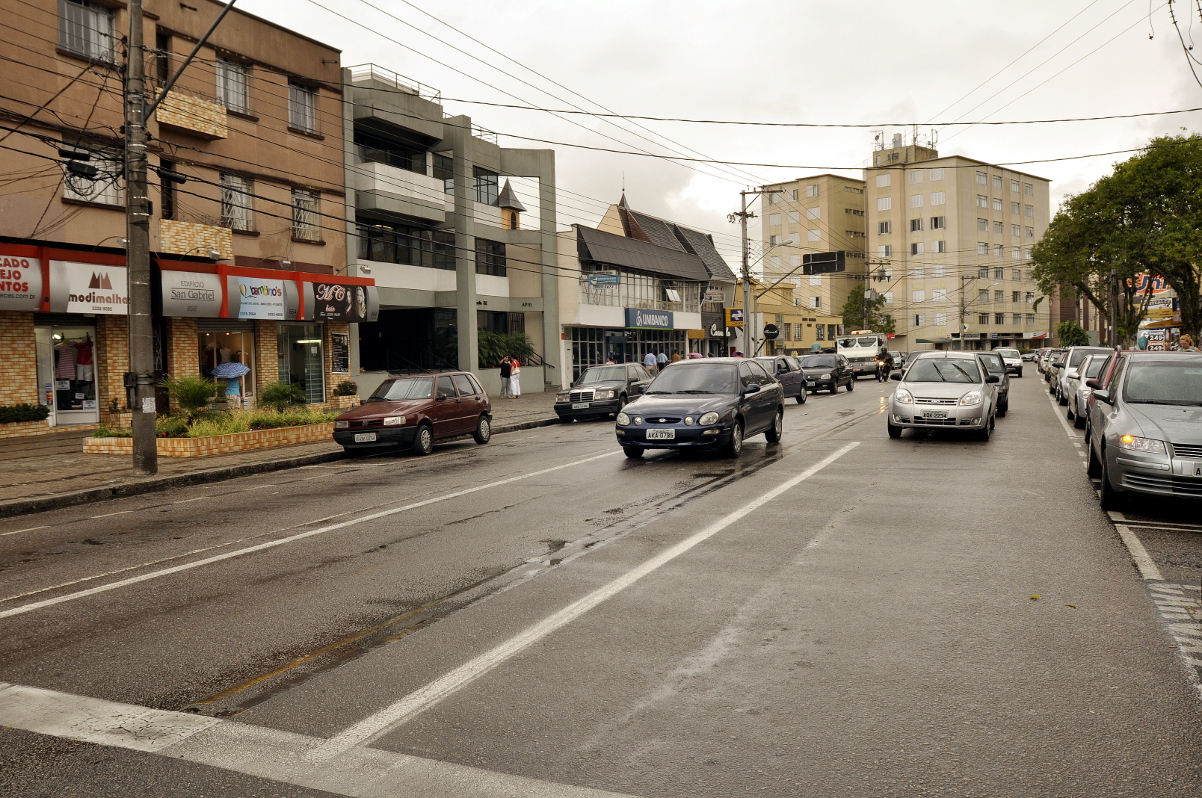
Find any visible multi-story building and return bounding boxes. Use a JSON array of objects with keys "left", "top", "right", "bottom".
[
  {"left": 0, "top": 0, "right": 361, "bottom": 434},
  {"left": 343, "top": 65, "right": 559, "bottom": 396},
  {"left": 556, "top": 197, "right": 737, "bottom": 381},
  {"left": 758, "top": 174, "right": 868, "bottom": 320},
  {"left": 732, "top": 279, "right": 844, "bottom": 356},
  {"left": 864, "top": 135, "right": 1052, "bottom": 352}
]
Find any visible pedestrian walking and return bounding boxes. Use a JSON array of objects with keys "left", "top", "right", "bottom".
[
  {"left": 671, "top": 351, "right": 681, "bottom": 363},
  {"left": 509, "top": 357, "right": 522, "bottom": 398},
  {"left": 656, "top": 350, "right": 668, "bottom": 370},
  {"left": 643, "top": 350, "right": 658, "bottom": 374},
  {"left": 498, "top": 356, "right": 512, "bottom": 399}
]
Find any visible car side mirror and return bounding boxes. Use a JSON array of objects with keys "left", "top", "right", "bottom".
[
  {"left": 1085, "top": 379, "right": 1101, "bottom": 390},
  {"left": 890, "top": 372, "right": 902, "bottom": 381},
  {"left": 1093, "top": 389, "right": 1113, "bottom": 404},
  {"left": 1053, "top": 362, "right": 1064, "bottom": 369},
  {"left": 636, "top": 384, "right": 647, "bottom": 394},
  {"left": 986, "top": 375, "right": 1000, "bottom": 384},
  {"left": 744, "top": 383, "right": 761, "bottom": 394}
]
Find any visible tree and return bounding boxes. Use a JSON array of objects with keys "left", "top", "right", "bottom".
[
  {"left": 1056, "top": 320, "right": 1090, "bottom": 347},
  {"left": 840, "top": 282, "right": 894, "bottom": 333}
]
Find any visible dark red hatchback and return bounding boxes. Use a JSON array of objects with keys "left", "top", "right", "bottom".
[{"left": 333, "top": 372, "right": 492, "bottom": 456}]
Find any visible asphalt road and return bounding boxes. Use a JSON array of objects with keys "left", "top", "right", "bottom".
[{"left": 2, "top": 372, "right": 1201, "bottom": 797}]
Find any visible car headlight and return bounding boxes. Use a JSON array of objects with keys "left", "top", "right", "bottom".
[
  {"left": 1119, "top": 435, "right": 1166, "bottom": 454},
  {"left": 383, "top": 415, "right": 406, "bottom": 426},
  {"left": 893, "top": 389, "right": 913, "bottom": 404},
  {"left": 633, "top": 416, "right": 643, "bottom": 425},
  {"left": 556, "top": 392, "right": 570, "bottom": 402},
  {"left": 959, "top": 391, "right": 983, "bottom": 406},
  {"left": 595, "top": 389, "right": 615, "bottom": 400},
  {"left": 334, "top": 420, "right": 349, "bottom": 429},
  {"left": 698, "top": 411, "right": 719, "bottom": 426},
  {"left": 616, "top": 412, "right": 631, "bottom": 425},
  {"left": 820, "top": 373, "right": 831, "bottom": 379}
]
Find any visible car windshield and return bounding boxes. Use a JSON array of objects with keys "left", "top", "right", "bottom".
[
  {"left": 905, "top": 358, "right": 982, "bottom": 383},
  {"left": 645, "top": 364, "right": 737, "bottom": 394},
  {"left": 1082, "top": 358, "right": 1106, "bottom": 380},
  {"left": 800, "top": 355, "right": 836, "bottom": 368},
  {"left": 577, "top": 366, "right": 626, "bottom": 385},
  {"left": 1122, "top": 361, "right": 1202, "bottom": 405},
  {"left": 370, "top": 377, "right": 434, "bottom": 401},
  {"left": 995, "top": 349, "right": 1019, "bottom": 358},
  {"left": 979, "top": 354, "right": 1005, "bottom": 373},
  {"left": 1068, "top": 349, "right": 1108, "bottom": 368}
]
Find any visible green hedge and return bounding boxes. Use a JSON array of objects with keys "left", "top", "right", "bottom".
[{"left": 0, "top": 404, "right": 50, "bottom": 424}]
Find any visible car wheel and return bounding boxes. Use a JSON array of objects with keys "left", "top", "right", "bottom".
[
  {"left": 1087, "top": 441, "right": 1103, "bottom": 478},
  {"left": 1057, "top": 389, "right": 1067, "bottom": 406},
  {"left": 765, "top": 408, "right": 783, "bottom": 443},
  {"left": 473, "top": 415, "right": 491, "bottom": 445},
  {"left": 411, "top": 422, "right": 434, "bottom": 456},
  {"left": 796, "top": 389, "right": 807, "bottom": 404},
  {"left": 1100, "top": 455, "right": 1126, "bottom": 511},
  {"left": 1017, "top": 369, "right": 1023, "bottom": 378},
  {"left": 997, "top": 404, "right": 1007, "bottom": 418},
  {"left": 846, "top": 378, "right": 854, "bottom": 392},
  {"left": 887, "top": 420, "right": 902, "bottom": 439},
  {"left": 724, "top": 420, "right": 744, "bottom": 458},
  {"left": 976, "top": 421, "right": 992, "bottom": 441},
  {"left": 557, "top": 416, "right": 573, "bottom": 424},
  {"left": 1073, "top": 408, "right": 1086, "bottom": 429},
  {"left": 623, "top": 446, "right": 644, "bottom": 459}
]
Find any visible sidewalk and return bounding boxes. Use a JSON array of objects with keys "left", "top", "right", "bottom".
[{"left": 0, "top": 390, "right": 560, "bottom": 519}]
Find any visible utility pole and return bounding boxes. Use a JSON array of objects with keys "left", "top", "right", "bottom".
[
  {"left": 957, "top": 275, "right": 971, "bottom": 351},
  {"left": 729, "top": 187, "right": 780, "bottom": 357},
  {"left": 125, "top": 0, "right": 156, "bottom": 475}
]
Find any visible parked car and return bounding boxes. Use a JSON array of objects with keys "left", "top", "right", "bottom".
[
  {"left": 1065, "top": 353, "right": 1107, "bottom": 429},
  {"left": 1054, "top": 346, "right": 1113, "bottom": 404},
  {"left": 1085, "top": 351, "right": 1202, "bottom": 509},
  {"left": 754, "top": 356, "right": 808, "bottom": 404},
  {"left": 1022, "top": 350, "right": 1038, "bottom": 362},
  {"left": 887, "top": 353, "right": 1000, "bottom": 441},
  {"left": 555, "top": 363, "right": 653, "bottom": 422},
  {"left": 993, "top": 347, "right": 1023, "bottom": 377},
  {"left": 798, "top": 353, "right": 853, "bottom": 394},
  {"left": 334, "top": 372, "right": 492, "bottom": 456},
  {"left": 615, "top": 358, "right": 784, "bottom": 459},
  {"left": 976, "top": 351, "right": 1011, "bottom": 416},
  {"left": 1043, "top": 350, "right": 1067, "bottom": 385},
  {"left": 888, "top": 351, "right": 905, "bottom": 370}
]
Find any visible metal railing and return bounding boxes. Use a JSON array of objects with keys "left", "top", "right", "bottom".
[{"left": 347, "top": 64, "right": 441, "bottom": 103}]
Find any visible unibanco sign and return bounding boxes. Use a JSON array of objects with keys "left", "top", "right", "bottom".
[{"left": 625, "top": 307, "right": 674, "bottom": 330}]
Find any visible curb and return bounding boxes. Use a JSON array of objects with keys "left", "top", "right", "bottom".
[{"left": 0, "top": 416, "right": 561, "bottom": 520}]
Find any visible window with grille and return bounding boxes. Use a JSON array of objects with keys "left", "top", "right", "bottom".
[
  {"left": 288, "top": 82, "right": 317, "bottom": 133},
  {"left": 994, "top": 244, "right": 1004, "bottom": 256},
  {"left": 994, "top": 290, "right": 1004, "bottom": 302},
  {"left": 59, "top": 0, "right": 114, "bottom": 63},
  {"left": 1011, "top": 179, "right": 1020, "bottom": 193},
  {"left": 217, "top": 58, "right": 250, "bottom": 114},
  {"left": 220, "top": 174, "right": 253, "bottom": 231},
  {"left": 978, "top": 268, "right": 989, "bottom": 279},
  {"left": 291, "top": 188, "right": 320, "bottom": 241},
  {"left": 992, "top": 175, "right": 1003, "bottom": 189}
]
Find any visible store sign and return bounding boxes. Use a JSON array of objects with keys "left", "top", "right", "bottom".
[
  {"left": 49, "top": 260, "right": 128, "bottom": 315},
  {"left": 625, "top": 307, "right": 674, "bottom": 330},
  {"left": 703, "top": 290, "right": 726, "bottom": 303},
  {"left": 1130, "top": 273, "right": 1172, "bottom": 296},
  {"left": 588, "top": 273, "right": 620, "bottom": 287},
  {"left": 306, "top": 282, "right": 379, "bottom": 322},
  {"left": 161, "top": 270, "right": 222, "bottom": 318},
  {"left": 962, "top": 333, "right": 981, "bottom": 340},
  {"left": 331, "top": 332, "right": 349, "bottom": 373},
  {"left": 228, "top": 275, "right": 298, "bottom": 320},
  {"left": 0, "top": 254, "right": 41, "bottom": 310}
]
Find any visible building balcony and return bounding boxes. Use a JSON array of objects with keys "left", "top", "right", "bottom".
[
  {"left": 157, "top": 90, "right": 227, "bottom": 140},
  {"left": 354, "top": 161, "right": 447, "bottom": 224}
]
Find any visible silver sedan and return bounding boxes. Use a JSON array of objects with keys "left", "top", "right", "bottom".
[
  {"left": 887, "top": 353, "right": 1001, "bottom": 441},
  {"left": 1065, "top": 353, "right": 1109, "bottom": 429}
]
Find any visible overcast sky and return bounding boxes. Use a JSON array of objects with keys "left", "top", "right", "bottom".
[{"left": 240, "top": 0, "right": 1202, "bottom": 263}]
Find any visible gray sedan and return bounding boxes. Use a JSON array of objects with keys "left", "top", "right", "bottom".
[
  {"left": 887, "top": 353, "right": 1000, "bottom": 440},
  {"left": 1086, "top": 352, "right": 1202, "bottom": 509},
  {"left": 1065, "top": 353, "right": 1109, "bottom": 429}
]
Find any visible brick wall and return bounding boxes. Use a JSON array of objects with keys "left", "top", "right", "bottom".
[
  {"left": 0, "top": 312, "right": 37, "bottom": 406},
  {"left": 157, "top": 91, "right": 228, "bottom": 139},
  {"left": 324, "top": 320, "right": 350, "bottom": 401},
  {"left": 160, "top": 219, "right": 234, "bottom": 261},
  {"left": 254, "top": 320, "right": 279, "bottom": 396},
  {"left": 96, "top": 315, "right": 128, "bottom": 412},
  {"left": 165, "top": 317, "right": 200, "bottom": 412}
]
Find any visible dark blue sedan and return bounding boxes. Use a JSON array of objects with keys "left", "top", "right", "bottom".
[{"left": 615, "top": 358, "right": 785, "bottom": 459}]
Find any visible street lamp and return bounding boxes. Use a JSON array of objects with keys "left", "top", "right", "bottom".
[{"left": 177, "top": 246, "right": 223, "bottom": 260}]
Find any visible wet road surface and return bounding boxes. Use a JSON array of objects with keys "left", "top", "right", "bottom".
[{"left": 2, "top": 374, "right": 1201, "bottom": 796}]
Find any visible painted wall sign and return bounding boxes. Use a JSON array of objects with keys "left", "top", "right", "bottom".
[
  {"left": 49, "top": 261, "right": 128, "bottom": 315},
  {"left": 161, "top": 270, "right": 223, "bottom": 318},
  {"left": 0, "top": 254, "right": 41, "bottom": 311},
  {"left": 625, "top": 307, "right": 674, "bottom": 330},
  {"left": 330, "top": 332, "right": 349, "bottom": 373},
  {"left": 306, "top": 282, "right": 379, "bottom": 322},
  {"left": 227, "top": 275, "right": 298, "bottom": 320}
]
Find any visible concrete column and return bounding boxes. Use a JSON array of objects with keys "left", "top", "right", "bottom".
[
  {"left": 537, "top": 151, "right": 560, "bottom": 390},
  {"left": 447, "top": 117, "right": 477, "bottom": 372}
]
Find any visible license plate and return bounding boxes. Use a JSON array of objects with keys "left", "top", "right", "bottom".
[
  {"left": 1195, "top": 464, "right": 1202, "bottom": 477},
  {"left": 646, "top": 429, "right": 676, "bottom": 440},
  {"left": 354, "top": 432, "right": 377, "bottom": 443},
  {"left": 572, "top": 402, "right": 590, "bottom": 409},
  {"left": 923, "top": 411, "right": 948, "bottom": 419}
]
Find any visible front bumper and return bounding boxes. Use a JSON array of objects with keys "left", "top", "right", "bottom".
[
  {"left": 555, "top": 399, "right": 621, "bottom": 418},
  {"left": 807, "top": 378, "right": 835, "bottom": 391},
  {"left": 334, "top": 426, "right": 416, "bottom": 449},
  {"left": 888, "top": 402, "right": 989, "bottom": 430},
  {"left": 616, "top": 424, "right": 732, "bottom": 450},
  {"left": 1111, "top": 451, "right": 1202, "bottom": 498}
]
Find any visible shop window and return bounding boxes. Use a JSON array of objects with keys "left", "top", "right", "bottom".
[
  {"left": 278, "top": 324, "right": 324, "bottom": 404},
  {"left": 200, "top": 330, "right": 255, "bottom": 403}
]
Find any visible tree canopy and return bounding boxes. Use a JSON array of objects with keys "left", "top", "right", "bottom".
[{"left": 840, "top": 282, "right": 895, "bottom": 334}]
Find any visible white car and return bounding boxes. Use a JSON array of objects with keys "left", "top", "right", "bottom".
[
  {"left": 887, "top": 353, "right": 1000, "bottom": 441},
  {"left": 993, "top": 347, "right": 1023, "bottom": 378}
]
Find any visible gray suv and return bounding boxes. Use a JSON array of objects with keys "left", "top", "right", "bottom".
[{"left": 1086, "top": 351, "right": 1202, "bottom": 509}]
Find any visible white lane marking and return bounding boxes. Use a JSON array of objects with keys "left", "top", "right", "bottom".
[
  {"left": 1145, "top": 583, "right": 1202, "bottom": 700},
  {"left": 1113, "top": 523, "right": 1165, "bottom": 581},
  {"left": 310, "top": 442, "right": 861, "bottom": 760},
  {"left": 89, "top": 510, "right": 134, "bottom": 519},
  {"left": 0, "top": 682, "right": 636, "bottom": 798},
  {"left": 172, "top": 496, "right": 206, "bottom": 505},
  {"left": 0, "top": 525, "right": 46, "bottom": 537},
  {"left": 1045, "top": 388, "right": 1082, "bottom": 440},
  {"left": 0, "top": 450, "right": 619, "bottom": 621}
]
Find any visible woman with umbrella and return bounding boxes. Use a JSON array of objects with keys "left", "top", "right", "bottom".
[{"left": 210, "top": 360, "right": 251, "bottom": 406}]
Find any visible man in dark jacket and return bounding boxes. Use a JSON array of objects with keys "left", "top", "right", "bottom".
[{"left": 499, "top": 356, "right": 512, "bottom": 398}]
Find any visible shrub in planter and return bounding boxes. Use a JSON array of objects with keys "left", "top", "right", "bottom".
[
  {"left": 260, "top": 381, "right": 307, "bottom": 412},
  {"left": 334, "top": 380, "right": 358, "bottom": 397},
  {"left": 158, "top": 375, "right": 221, "bottom": 422},
  {"left": 0, "top": 403, "right": 51, "bottom": 424},
  {"left": 92, "top": 424, "right": 132, "bottom": 438},
  {"left": 155, "top": 415, "right": 190, "bottom": 438}
]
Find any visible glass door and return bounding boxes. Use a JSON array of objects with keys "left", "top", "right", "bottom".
[
  {"left": 36, "top": 323, "right": 99, "bottom": 426},
  {"left": 278, "top": 323, "right": 325, "bottom": 404}
]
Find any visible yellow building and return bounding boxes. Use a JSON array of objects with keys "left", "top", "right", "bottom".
[{"left": 734, "top": 279, "right": 844, "bottom": 356}]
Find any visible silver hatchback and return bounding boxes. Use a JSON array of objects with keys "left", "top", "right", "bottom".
[{"left": 887, "top": 353, "right": 1000, "bottom": 441}]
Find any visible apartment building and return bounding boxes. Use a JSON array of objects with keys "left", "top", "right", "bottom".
[
  {"left": 864, "top": 136, "right": 1052, "bottom": 352},
  {"left": 759, "top": 174, "right": 868, "bottom": 320},
  {"left": 732, "top": 279, "right": 845, "bottom": 356},
  {"left": 342, "top": 65, "right": 558, "bottom": 396},
  {"left": 0, "top": 0, "right": 361, "bottom": 435}
]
